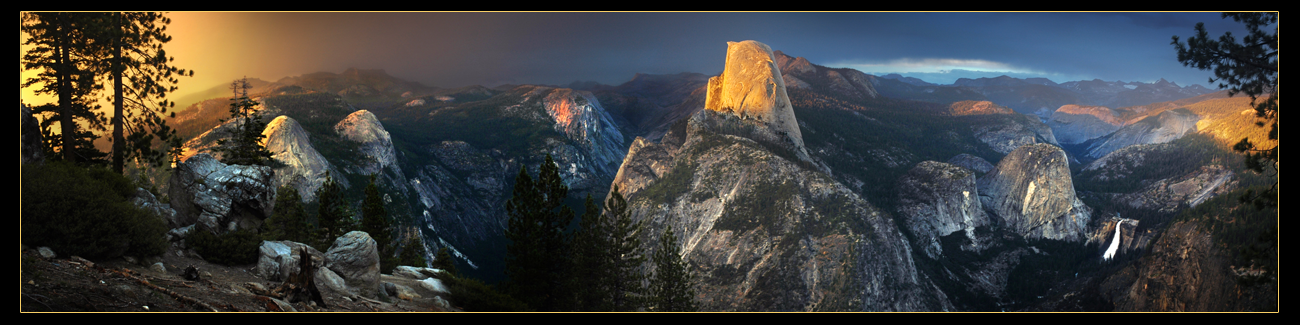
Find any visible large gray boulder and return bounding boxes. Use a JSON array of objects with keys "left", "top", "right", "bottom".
[
  {"left": 325, "top": 231, "right": 381, "bottom": 298},
  {"left": 977, "top": 144, "right": 1091, "bottom": 241},
  {"left": 897, "top": 161, "right": 991, "bottom": 259},
  {"left": 168, "top": 153, "right": 275, "bottom": 234}
]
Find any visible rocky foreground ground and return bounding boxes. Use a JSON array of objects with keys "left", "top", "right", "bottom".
[{"left": 20, "top": 244, "right": 455, "bottom": 313}]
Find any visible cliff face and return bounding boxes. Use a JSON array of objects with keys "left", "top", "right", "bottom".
[
  {"left": 1084, "top": 108, "right": 1199, "bottom": 159},
  {"left": 1048, "top": 104, "right": 1126, "bottom": 144},
  {"left": 704, "top": 41, "right": 810, "bottom": 163},
  {"left": 977, "top": 143, "right": 1091, "bottom": 241},
  {"left": 607, "top": 41, "right": 949, "bottom": 311},
  {"left": 1102, "top": 220, "right": 1276, "bottom": 311},
  {"left": 542, "top": 88, "right": 627, "bottom": 178},
  {"left": 614, "top": 109, "right": 948, "bottom": 311},
  {"left": 896, "top": 161, "right": 990, "bottom": 259}
]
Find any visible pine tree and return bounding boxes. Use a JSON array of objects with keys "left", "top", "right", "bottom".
[
  {"left": 87, "top": 12, "right": 191, "bottom": 174},
  {"left": 398, "top": 235, "right": 427, "bottom": 268},
  {"left": 21, "top": 12, "right": 107, "bottom": 165},
  {"left": 503, "top": 154, "right": 575, "bottom": 311},
  {"left": 264, "top": 185, "right": 315, "bottom": 245},
  {"left": 213, "top": 77, "right": 276, "bottom": 167},
  {"left": 650, "top": 227, "right": 698, "bottom": 312},
  {"left": 571, "top": 193, "right": 612, "bottom": 311},
  {"left": 316, "top": 172, "right": 355, "bottom": 245},
  {"left": 433, "top": 246, "right": 458, "bottom": 277},
  {"left": 604, "top": 186, "right": 646, "bottom": 311},
  {"left": 360, "top": 174, "right": 396, "bottom": 274}
]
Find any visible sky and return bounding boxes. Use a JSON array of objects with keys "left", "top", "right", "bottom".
[{"left": 21, "top": 12, "right": 1271, "bottom": 106}]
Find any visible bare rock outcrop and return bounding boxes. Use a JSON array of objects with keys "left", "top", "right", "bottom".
[
  {"left": 334, "top": 110, "right": 399, "bottom": 176},
  {"left": 897, "top": 161, "right": 991, "bottom": 259},
  {"left": 704, "top": 40, "right": 810, "bottom": 163},
  {"left": 168, "top": 153, "right": 275, "bottom": 234},
  {"left": 262, "top": 115, "right": 346, "bottom": 202},
  {"left": 977, "top": 144, "right": 1091, "bottom": 241},
  {"left": 21, "top": 102, "right": 45, "bottom": 165}
]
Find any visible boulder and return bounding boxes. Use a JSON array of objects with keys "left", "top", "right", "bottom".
[
  {"left": 977, "top": 143, "right": 1091, "bottom": 241},
  {"left": 314, "top": 267, "right": 350, "bottom": 295},
  {"left": 325, "top": 231, "right": 381, "bottom": 298},
  {"left": 37, "top": 247, "right": 55, "bottom": 259},
  {"left": 168, "top": 153, "right": 275, "bottom": 234},
  {"left": 897, "top": 161, "right": 991, "bottom": 259},
  {"left": 255, "top": 240, "right": 325, "bottom": 281}
]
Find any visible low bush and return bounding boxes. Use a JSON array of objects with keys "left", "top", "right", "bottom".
[
  {"left": 22, "top": 161, "right": 168, "bottom": 260},
  {"left": 187, "top": 228, "right": 262, "bottom": 266}
]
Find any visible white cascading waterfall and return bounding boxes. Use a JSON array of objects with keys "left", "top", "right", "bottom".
[{"left": 1103, "top": 218, "right": 1123, "bottom": 260}]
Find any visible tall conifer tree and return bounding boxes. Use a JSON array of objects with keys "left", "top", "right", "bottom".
[
  {"left": 651, "top": 227, "right": 697, "bottom": 312},
  {"left": 361, "top": 174, "right": 396, "bottom": 274},
  {"left": 604, "top": 186, "right": 646, "bottom": 311}
]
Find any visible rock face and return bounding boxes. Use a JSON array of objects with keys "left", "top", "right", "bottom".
[
  {"left": 541, "top": 88, "right": 628, "bottom": 178},
  {"left": 262, "top": 115, "right": 346, "bottom": 202},
  {"left": 611, "top": 110, "right": 948, "bottom": 311},
  {"left": 20, "top": 102, "right": 45, "bottom": 165},
  {"left": 1084, "top": 108, "right": 1199, "bottom": 159},
  {"left": 168, "top": 153, "right": 275, "bottom": 234},
  {"left": 1103, "top": 220, "right": 1275, "bottom": 311},
  {"left": 968, "top": 113, "right": 1060, "bottom": 155},
  {"left": 334, "top": 110, "right": 399, "bottom": 176},
  {"left": 325, "top": 231, "right": 381, "bottom": 298},
  {"left": 704, "top": 40, "right": 810, "bottom": 163},
  {"left": 947, "top": 153, "right": 995, "bottom": 175},
  {"left": 896, "top": 161, "right": 991, "bottom": 259},
  {"left": 1048, "top": 104, "right": 1126, "bottom": 144},
  {"left": 977, "top": 144, "right": 1091, "bottom": 241}
]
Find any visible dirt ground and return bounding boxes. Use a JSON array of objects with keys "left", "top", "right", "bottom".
[{"left": 20, "top": 244, "right": 458, "bottom": 313}]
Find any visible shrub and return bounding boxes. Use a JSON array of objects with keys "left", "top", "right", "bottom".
[
  {"left": 22, "top": 161, "right": 168, "bottom": 259},
  {"left": 443, "top": 276, "right": 533, "bottom": 312},
  {"left": 187, "top": 228, "right": 262, "bottom": 266}
]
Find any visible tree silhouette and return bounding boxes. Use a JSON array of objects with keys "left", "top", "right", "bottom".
[{"left": 21, "top": 12, "right": 105, "bottom": 164}]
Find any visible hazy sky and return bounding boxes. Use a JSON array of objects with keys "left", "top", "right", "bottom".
[{"left": 21, "top": 12, "right": 1269, "bottom": 105}]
